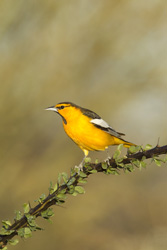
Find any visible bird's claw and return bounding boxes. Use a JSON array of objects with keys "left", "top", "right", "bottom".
[
  {"left": 75, "top": 163, "right": 83, "bottom": 172},
  {"left": 104, "top": 157, "right": 111, "bottom": 166}
]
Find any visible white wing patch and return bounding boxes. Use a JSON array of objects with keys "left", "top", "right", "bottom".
[
  {"left": 91, "top": 118, "right": 112, "bottom": 129},
  {"left": 90, "top": 118, "right": 123, "bottom": 138}
]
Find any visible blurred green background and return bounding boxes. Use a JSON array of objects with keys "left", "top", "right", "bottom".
[{"left": 1, "top": 0, "right": 167, "bottom": 249}]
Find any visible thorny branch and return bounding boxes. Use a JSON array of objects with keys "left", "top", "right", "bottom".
[{"left": 0, "top": 144, "right": 167, "bottom": 249}]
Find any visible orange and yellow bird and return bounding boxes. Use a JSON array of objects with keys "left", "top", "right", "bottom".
[{"left": 45, "top": 102, "right": 135, "bottom": 161}]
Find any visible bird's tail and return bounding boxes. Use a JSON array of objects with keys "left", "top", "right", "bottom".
[
  {"left": 114, "top": 137, "right": 136, "bottom": 148},
  {"left": 122, "top": 141, "right": 136, "bottom": 148}
]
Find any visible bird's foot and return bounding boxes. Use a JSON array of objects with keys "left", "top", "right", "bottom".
[
  {"left": 75, "top": 162, "right": 83, "bottom": 172},
  {"left": 75, "top": 157, "right": 91, "bottom": 172},
  {"left": 104, "top": 156, "right": 111, "bottom": 166}
]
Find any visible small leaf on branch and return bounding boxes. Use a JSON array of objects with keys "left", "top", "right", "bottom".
[
  {"left": 57, "top": 173, "right": 62, "bottom": 185},
  {"left": 18, "top": 227, "right": 32, "bottom": 239},
  {"left": 62, "top": 172, "right": 68, "bottom": 183},
  {"left": 140, "top": 160, "right": 147, "bottom": 169},
  {"left": 74, "top": 186, "right": 85, "bottom": 194},
  {"left": 23, "top": 203, "right": 30, "bottom": 214},
  {"left": 128, "top": 145, "right": 140, "bottom": 154},
  {"left": 144, "top": 144, "right": 152, "bottom": 150},
  {"left": 0, "top": 227, "right": 14, "bottom": 236},
  {"left": 41, "top": 208, "right": 54, "bottom": 221},
  {"left": 2, "top": 220, "right": 12, "bottom": 229},
  {"left": 26, "top": 214, "right": 38, "bottom": 229},
  {"left": 49, "top": 182, "right": 58, "bottom": 194},
  {"left": 132, "top": 159, "right": 141, "bottom": 168},
  {"left": 124, "top": 164, "right": 134, "bottom": 173},
  {"left": 56, "top": 193, "right": 67, "bottom": 200},
  {"left": 9, "top": 239, "right": 19, "bottom": 246},
  {"left": 117, "top": 144, "right": 123, "bottom": 151},
  {"left": 56, "top": 199, "right": 65, "bottom": 205},
  {"left": 36, "top": 194, "right": 46, "bottom": 204},
  {"left": 79, "top": 172, "right": 87, "bottom": 178},
  {"left": 153, "top": 157, "right": 162, "bottom": 167},
  {"left": 109, "top": 168, "right": 119, "bottom": 175},
  {"left": 67, "top": 177, "right": 76, "bottom": 186},
  {"left": 163, "top": 155, "right": 167, "bottom": 163},
  {"left": 102, "top": 162, "right": 108, "bottom": 169},
  {"left": 104, "top": 168, "right": 119, "bottom": 175},
  {"left": 78, "top": 178, "right": 87, "bottom": 184},
  {"left": 113, "top": 148, "right": 121, "bottom": 159},
  {"left": 2, "top": 246, "right": 8, "bottom": 250},
  {"left": 14, "top": 210, "right": 23, "bottom": 221},
  {"left": 88, "top": 169, "right": 97, "bottom": 174},
  {"left": 84, "top": 157, "right": 91, "bottom": 163}
]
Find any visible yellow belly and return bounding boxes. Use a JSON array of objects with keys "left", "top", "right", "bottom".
[{"left": 63, "top": 115, "right": 122, "bottom": 152}]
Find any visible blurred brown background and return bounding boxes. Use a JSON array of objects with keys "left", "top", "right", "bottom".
[{"left": 0, "top": 0, "right": 167, "bottom": 249}]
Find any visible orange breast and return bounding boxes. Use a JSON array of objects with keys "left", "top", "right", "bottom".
[{"left": 62, "top": 112, "right": 116, "bottom": 152}]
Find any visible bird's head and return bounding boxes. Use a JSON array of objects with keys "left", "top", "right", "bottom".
[{"left": 45, "top": 102, "right": 78, "bottom": 124}]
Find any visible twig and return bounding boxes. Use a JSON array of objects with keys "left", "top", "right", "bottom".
[{"left": 0, "top": 144, "right": 167, "bottom": 249}]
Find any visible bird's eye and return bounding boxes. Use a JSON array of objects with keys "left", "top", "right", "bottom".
[{"left": 59, "top": 105, "right": 64, "bottom": 110}]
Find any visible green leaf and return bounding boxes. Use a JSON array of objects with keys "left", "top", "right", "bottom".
[
  {"left": 128, "top": 145, "right": 140, "bottom": 154},
  {"left": 102, "top": 162, "right": 108, "bottom": 169},
  {"left": 0, "top": 227, "right": 15, "bottom": 235},
  {"left": 56, "top": 199, "right": 65, "bottom": 205},
  {"left": 56, "top": 193, "right": 67, "bottom": 199},
  {"left": 23, "top": 203, "right": 30, "bottom": 214},
  {"left": 140, "top": 160, "right": 147, "bottom": 168},
  {"left": 17, "top": 228, "right": 25, "bottom": 238},
  {"left": 41, "top": 208, "right": 54, "bottom": 220},
  {"left": 88, "top": 169, "right": 97, "bottom": 174},
  {"left": 84, "top": 157, "right": 91, "bottom": 163},
  {"left": 144, "top": 144, "right": 152, "bottom": 150},
  {"left": 57, "top": 173, "right": 62, "bottom": 184},
  {"left": 67, "top": 185, "right": 75, "bottom": 194},
  {"left": 2, "top": 247, "right": 7, "bottom": 250},
  {"left": 14, "top": 210, "right": 23, "bottom": 221},
  {"left": 18, "top": 227, "right": 32, "bottom": 238},
  {"left": 117, "top": 162, "right": 124, "bottom": 168},
  {"left": 36, "top": 194, "right": 46, "bottom": 203},
  {"left": 154, "top": 158, "right": 162, "bottom": 167},
  {"left": 70, "top": 168, "right": 76, "bottom": 175},
  {"left": 117, "top": 144, "right": 123, "bottom": 151},
  {"left": 26, "top": 214, "right": 42, "bottom": 231},
  {"left": 132, "top": 159, "right": 141, "bottom": 168},
  {"left": 72, "top": 191, "right": 78, "bottom": 196},
  {"left": 62, "top": 172, "right": 68, "bottom": 183},
  {"left": 24, "top": 227, "right": 32, "bottom": 238},
  {"left": 78, "top": 177, "right": 87, "bottom": 184},
  {"left": 163, "top": 155, "right": 167, "bottom": 163},
  {"left": 113, "top": 149, "right": 121, "bottom": 160},
  {"left": 109, "top": 168, "right": 120, "bottom": 175},
  {"left": 49, "top": 183, "right": 58, "bottom": 194},
  {"left": 74, "top": 186, "right": 85, "bottom": 194},
  {"left": 2, "top": 220, "right": 12, "bottom": 229},
  {"left": 124, "top": 164, "right": 134, "bottom": 173},
  {"left": 49, "top": 182, "right": 58, "bottom": 194},
  {"left": 9, "top": 239, "right": 19, "bottom": 246},
  {"left": 79, "top": 172, "right": 87, "bottom": 178},
  {"left": 26, "top": 215, "right": 36, "bottom": 227},
  {"left": 67, "top": 177, "right": 76, "bottom": 186}
]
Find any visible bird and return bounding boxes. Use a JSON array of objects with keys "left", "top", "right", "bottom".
[{"left": 45, "top": 102, "right": 135, "bottom": 166}]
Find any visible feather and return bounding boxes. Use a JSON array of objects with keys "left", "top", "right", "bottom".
[{"left": 90, "top": 118, "right": 125, "bottom": 138}]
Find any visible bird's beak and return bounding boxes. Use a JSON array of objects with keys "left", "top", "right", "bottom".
[{"left": 45, "top": 106, "right": 58, "bottom": 112}]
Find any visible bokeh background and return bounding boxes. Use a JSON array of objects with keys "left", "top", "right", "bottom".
[{"left": 1, "top": 0, "right": 167, "bottom": 249}]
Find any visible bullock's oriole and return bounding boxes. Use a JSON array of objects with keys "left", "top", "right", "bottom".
[{"left": 45, "top": 102, "right": 135, "bottom": 161}]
